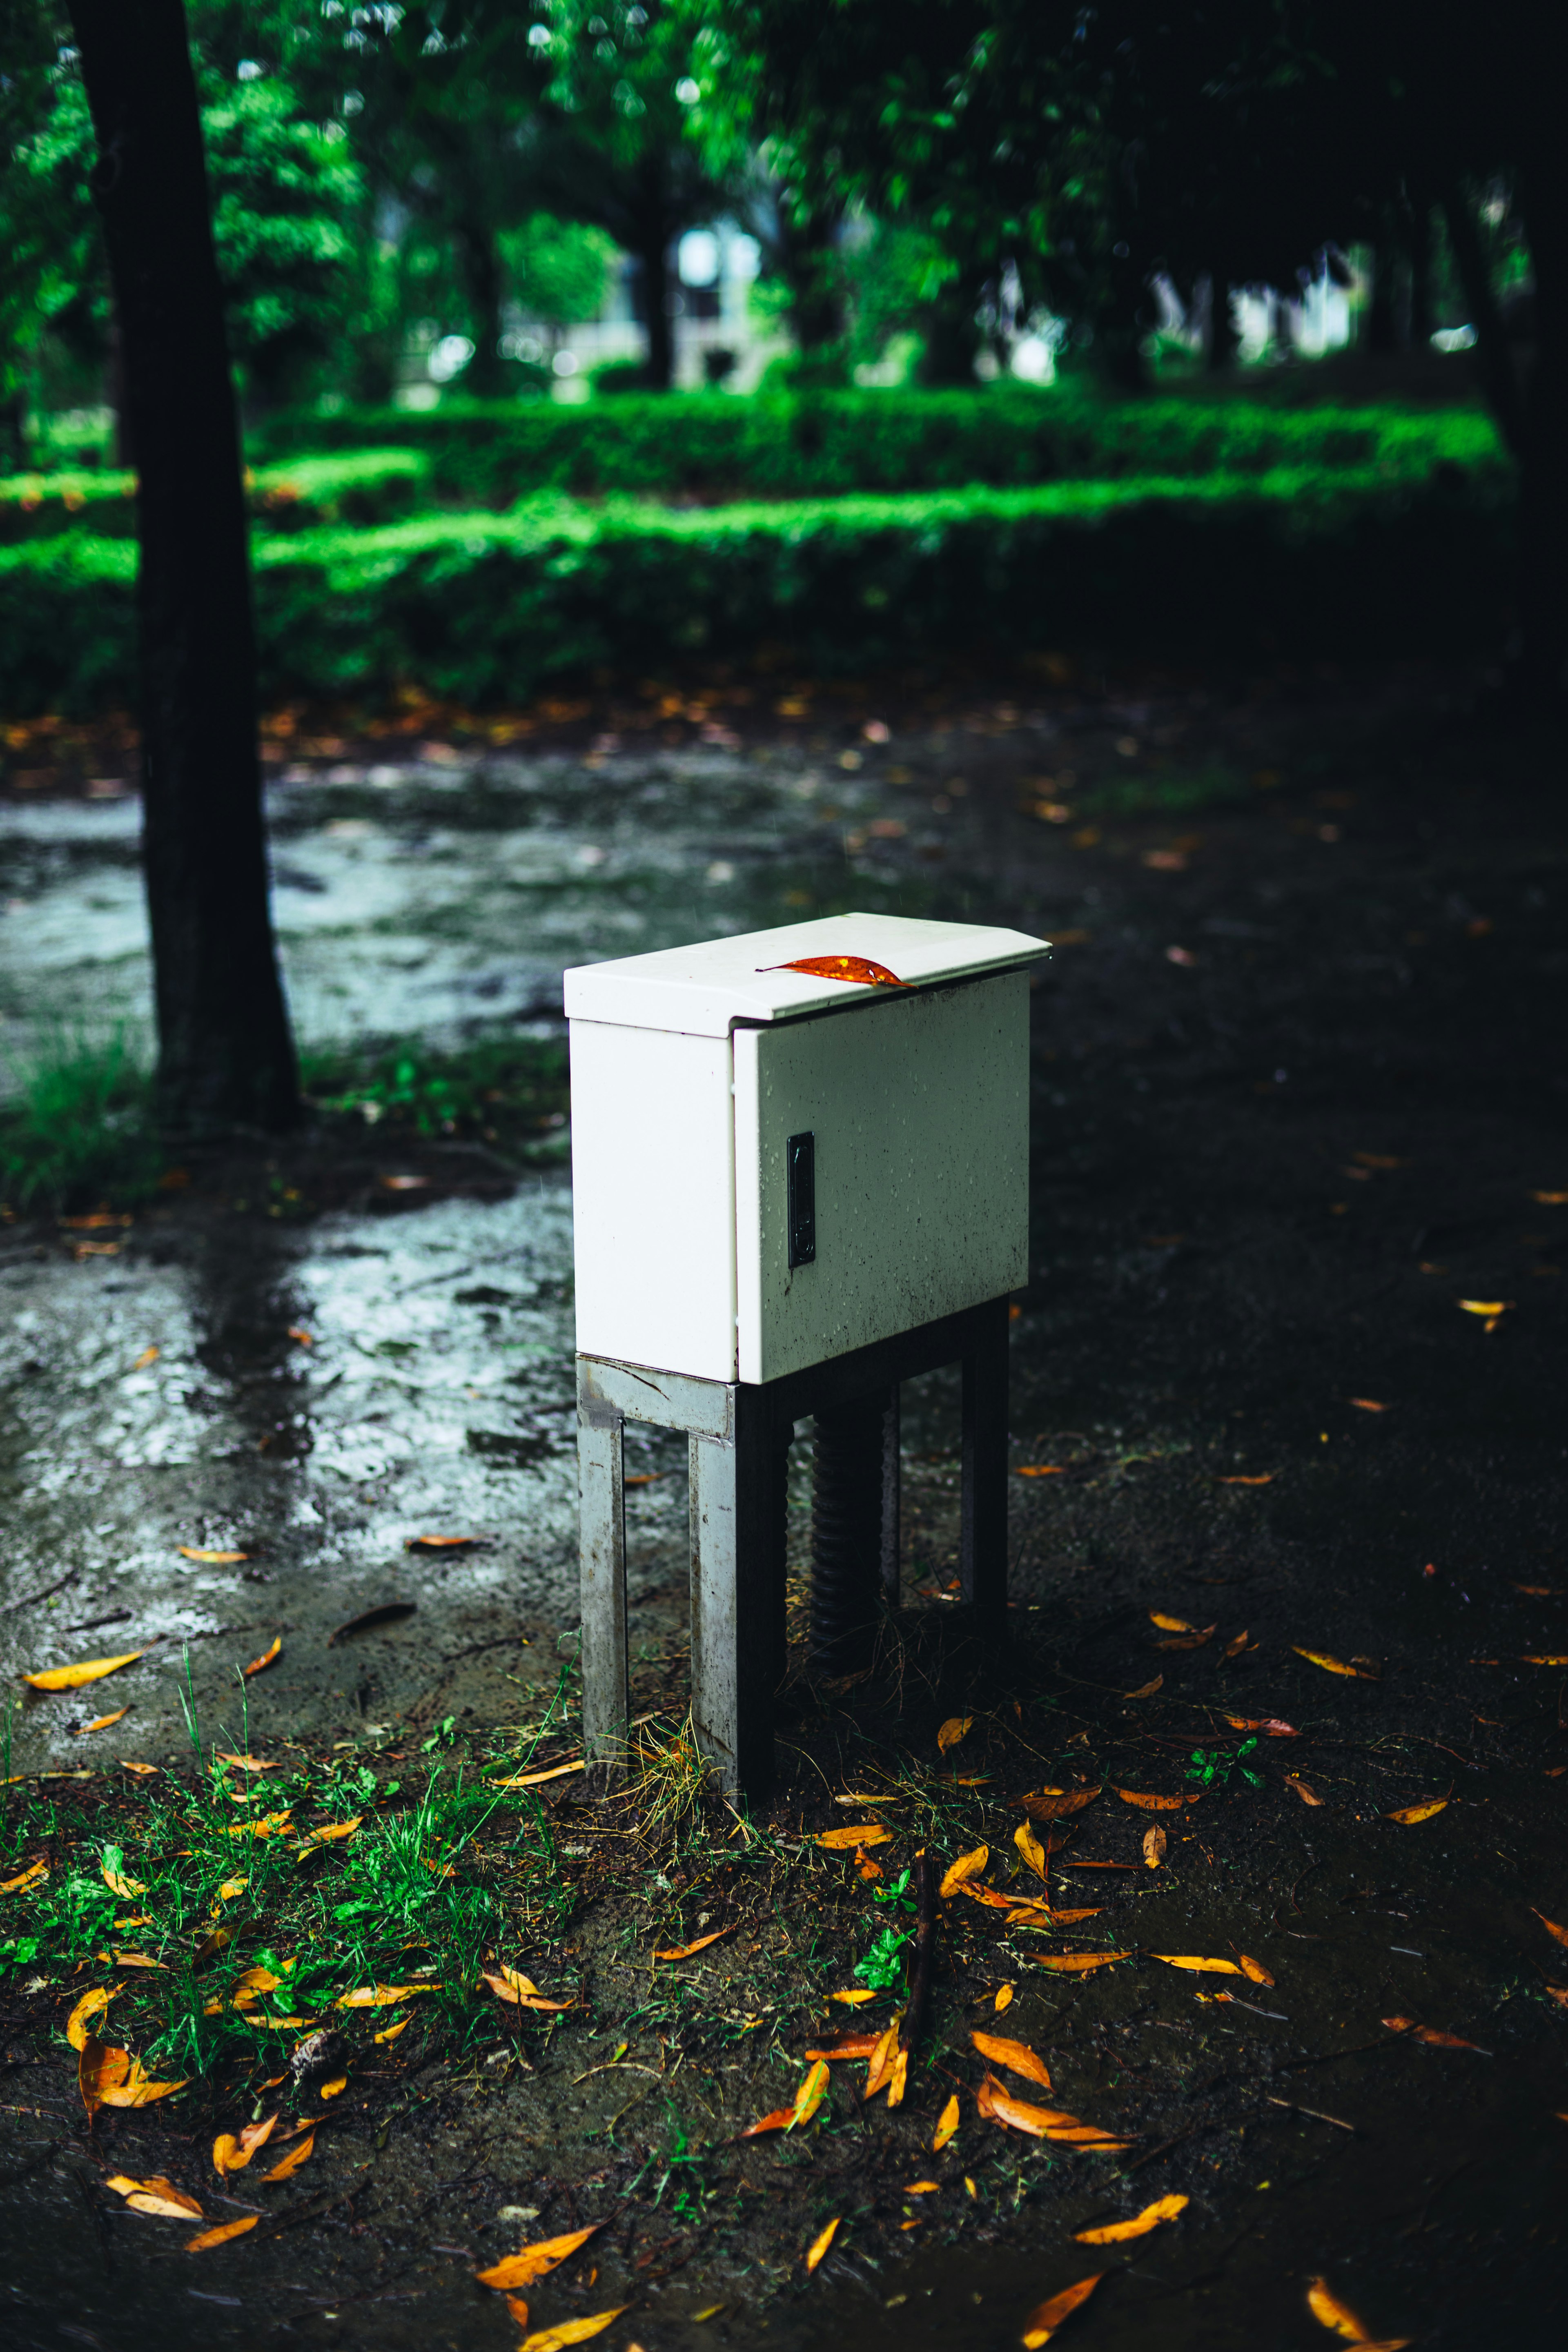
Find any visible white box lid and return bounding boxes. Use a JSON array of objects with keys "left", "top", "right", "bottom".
[{"left": 564, "top": 913, "right": 1049, "bottom": 1037}]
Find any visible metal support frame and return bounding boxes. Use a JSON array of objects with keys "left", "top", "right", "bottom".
[{"left": 577, "top": 1293, "right": 1010, "bottom": 1802}]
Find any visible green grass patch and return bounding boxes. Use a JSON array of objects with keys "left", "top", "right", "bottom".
[
  {"left": 300, "top": 1034, "right": 570, "bottom": 1158},
  {"left": 0, "top": 1028, "right": 162, "bottom": 1212},
  {"left": 0, "top": 449, "right": 428, "bottom": 544}
]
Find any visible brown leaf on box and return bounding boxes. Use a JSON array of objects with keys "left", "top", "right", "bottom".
[{"left": 760, "top": 954, "right": 909, "bottom": 988}]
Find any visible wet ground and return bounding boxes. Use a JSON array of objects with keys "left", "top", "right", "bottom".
[{"left": 2, "top": 662, "right": 1567, "bottom": 2352}]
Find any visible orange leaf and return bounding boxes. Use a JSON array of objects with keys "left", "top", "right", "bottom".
[
  {"left": 1149, "top": 1612, "right": 1196, "bottom": 1632},
  {"left": 1221, "top": 1713, "right": 1299, "bottom": 1736},
  {"left": 1, "top": 1856, "right": 49, "bottom": 1894},
  {"left": 518, "top": 2312, "right": 628, "bottom": 2352},
  {"left": 78, "top": 1709, "right": 129, "bottom": 1736},
  {"left": 971, "top": 2031, "right": 1051, "bottom": 2090},
  {"left": 804, "top": 2216, "right": 840, "bottom": 2271},
  {"left": 864, "top": 2016, "right": 902, "bottom": 2101},
  {"left": 212, "top": 2113, "right": 277, "bottom": 2176},
  {"left": 296, "top": 1817, "right": 362, "bottom": 1849},
  {"left": 937, "top": 1714, "right": 974, "bottom": 1754},
  {"left": 78, "top": 2035, "right": 130, "bottom": 2114},
  {"left": 23, "top": 1650, "right": 145, "bottom": 1692},
  {"left": 506, "top": 2295, "right": 530, "bottom": 2328},
  {"left": 242, "top": 1637, "right": 282, "bottom": 1677},
  {"left": 829, "top": 1987, "right": 878, "bottom": 2005},
  {"left": 1143, "top": 1827, "right": 1167, "bottom": 1869},
  {"left": 1287, "top": 1776, "right": 1324, "bottom": 1805},
  {"left": 405, "top": 1533, "right": 488, "bottom": 1549},
  {"left": 479, "top": 1967, "right": 567, "bottom": 2010},
  {"left": 488, "top": 1760, "right": 584, "bottom": 1789},
  {"left": 338, "top": 1981, "right": 441, "bottom": 2008},
  {"left": 1217, "top": 1473, "right": 1274, "bottom": 1486},
  {"left": 740, "top": 2105, "right": 797, "bottom": 2137},
  {"left": 216, "top": 1751, "right": 283, "bottom": 1774},
  {"left": 1306, "top": 2276, "right": 1412, "bottom": 2347},
  {"left": 1016, "top": 1464, "right": 1070, "bottom": 1477},
  {"left": 474, "top": 2224, "right": 604, "bottom": 2292},
  {"left": 178, "top": 1548, "right": 248, "bottom": 1564},
  {"left": 109, "top": 2173, "right": 204, "bottom": 2220},
  {"left": 1075, "top": 2192, "right": 1188, "bottom": 2244},
  {"left": 995, "top": 1983, "right": 1014, "bottom": 2010},
  {"left": 1030, "top": 1952, "right": 1128, "bottom": 1974},
  {"left": 1124, "top": 1675, "right": 1164, "bottom": 1699},
  {"left": 1531, "top": 1909, "right": 1568, "bottom": 1949},
  {"left": 185, "top": 2215, "right": 259, "bottom": 2253},
  {"left": 287, "top": 1326, "right": 313, "bottom": 1345},
  {"left": 1386, "top": 1798, "right": 1448, "bottom": 1824},
  {"left": 816, "top": 1824, "right": 891, "bottom": 1850},
  {"left": 1018, "top": 1787, "right": 1100, "bottom": 1821},
  {"left": 120, "top": 1759, "right": 160, "bottom": 1775},
  {"left": 804, "top": 2034, "right": 882, "bottom": 2060},
  {"left": 1238, "top": 1955, "right": 1275, "bottom": 1986},
  {"left": 1115, "top": 1789, "right": 1191, "bottom": 1811},
  {"left": 975, "top": 2076, "right": 1089, "bottom": 2137},
  {"left": 373, "top": 2015, "right": 412, "bottom": 2044},
  {"left": 1015, "top": 1820, "right": 1048, "bottom": 1880},
  {"left": 1381, "top": 2016, "right": 1488, "bottom": 2051},
  {"left": 1151, "top": 1954, "right": 1242, "bottom": 1974},
  {"left": 259, "top": 2132, "right": 314, "bottom": 2181},
  {"left": 1348, "top": 1398, "right": 1387, "bottom": 1413},
  {"left": 759, "top": 955, "right": 909, "bottom": 988},
  {"left": 66, "top": 1985, "right": 116, "bottom": 2051},
  {"left": 1294, "top": 1648, "right": 1379, "bottom": 1679},
  {"left": 933, "top": 2092, "right": 960, "bottom": 2153},
  {"left": 1021, "top": 2272, "right": 1104, "bottom": 2347},
  {"left": 939, "top": 1845, "right": 989, "bottom": 1898},
  {"left": 653, "top": 1926, "right": 735, "bottom": 1961}
]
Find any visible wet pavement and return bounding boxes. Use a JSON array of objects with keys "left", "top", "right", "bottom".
[{"left": 3, "top": 666, "right": 1567, "bottom": 2351}]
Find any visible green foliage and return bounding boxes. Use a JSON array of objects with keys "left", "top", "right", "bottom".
[
  {"left": 853, "top": 1922, "right": 911, "bottom": 1990},
  {"left": 298, "top": 1035, "right": 570, "bottom": 1156},
  {"left": 1186, "top": 1738, "right": 1262, "bottom": 1789},
  {"left": 0, "top": 1029, "right": 160, "bottom": 1211},
  {"left": 499, "top": 212, "right": 618, "bottom": 331},
  {"left": 0, "top": 448, "right": 427, "bottom": 539}
]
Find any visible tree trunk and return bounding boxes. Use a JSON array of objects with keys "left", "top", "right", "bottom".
[
  {"left": 1515, "top": 148, "right": 1568, "bottom": 702},
  {"left": 1408, "top": 200, "right": 1435, "bottom": 345},
  {"left": 67, "top": 0, "right": 298, "bottom": 1134},
  {"left": 456, "top": 214, "right": 508, "bottom": 396},
  {"left": 1440, "top": 182, "right": 1525, "bottom": 457},
  {"left": 637, "top": 228, "right": 675, "bottom": 391},
  {"left": 1368, "top": 238, "right": 1399, "bottom": 352},
  {"left": 781, "top": 203, "right": 845, "bottom": 376},
  {"left": 1206, "top": 274, "right": 1238, "bottom": 372}
]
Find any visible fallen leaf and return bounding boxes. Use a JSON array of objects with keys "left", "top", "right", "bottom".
[
  {"left": 379, "top": 1173, "right": 430, "bottom": 1191},
  {"left": 506, "top": 2295, "right": 530, "bottom": 2328},
  {"left": 479, "top": 1967, "right": 568, "bottom": 2011},
  {"left": 78, "top": 2035, "right": 130, "bottom": 2114},
  {"left": 1154, "top": 1626, "right": 1217, "bottom": 1651},
  {"left": 1015, "top": 1820, "right": 1049, "bottom": 1881},
  {"left": 186, "top": 2215, "right": 259, "bottom": 2252},
  {"left": 937, "top": 1714, "right": 975, "bottom": 1757},
  {"left": 287, "top": 1326, "right": 313, "bottom": 1345},
  {"left": 475, "top": 2228, "right": 607, "bottom": 2295},
  {"left": 1143, "top": 1827, "right": 1167, "bottom": 1869},
  {"left": 108, "top": 2173, "right": 204, "bottom": 2220},
  {"left": 653, "top": 1927, "right": 734, "bottom": 1962},
  {"left": 1238, "top": 1955, "right": 1275, "bottom": 1986},
  {"left": 488, "top": 1760, "right": 584, "bottom": 1789},
  {"left": 259, "top": 2133, "right": 314, "bottom": 2182},
  {"left": 78, "top": 1709, "right": 129, "bottom": 1736},
  {"left": 1150, "top": 1613, "right": 1197, "bottom": 1633},
  {"left": 318, "top": 2074, "right": 349, "bottom": 2099},
  {"left": 1532, "top": 1910, "right": 1568, "bottom": 1949},
  {"left": 1221, "top": 1714, "right": 1299, "bottom": 1736},
  {"left": 242, "top": 1637, "right": 282, "bottom": 1677},
  {"left": 933, "top": 2092, "right": 960, "bottom": 2152},
  {"left": 94, "top": 2048, "right": 189, "bottom": 2107},
  {"left": 297, "top": 1817, "right": 362, "bottom": 1849},
  {"left": 1016, "top": 1464, "right": 1070, "bottom": 1477},
  {"left": 1152, "top": 1954, "right": 1243, "bottom": 1975},
  {"left": 996, "top": 1983, "right": 1014, "bottom": 2010},
  {"left": 1294, "top": 1648, "right": 1380, "bottom": 1679},
  {"left": 102, "top": 1949, "right": 163, "bottom": 1970},
  {"left": 790, "top": 2059, "right": 830, "bottom": 2128},
  {"left": 523, "top": 2318, "right": 633, "bottom": 2352},
  {"left": 2, "top": 1858, "right": 49, "bottom": 1893},
  {"left": 1522, "top": 1656, "right": 1568, "bottom": 1666},
  {"left": 1217, "top": 1473, "right": 1274, "bottom": 1486},
  {"left": 327, "top": 1601, "right": 416, "bottom": 1644},
  {"left": 829, "top": 1988, "right": 878, "bottom": 2005},
  {"left": 760, "top": 954, "right": 909, "bottom": 988},
  {"left": 1018, "top": 1787, "right": 1101, "bottom": 1822},
  {"left": 23, "top": 1650, "right": 145, "bottom": 1692},
  {"left": 804, "top": 2033, "right": 882, "bottom": 2060},
  {"left": 373, "top": 2015, "right": 412, "bottom": 2043},
  {"left": 337, "top": 1982, "right": 442, "bottom": 2008},
  {"left": 804, "top": 2216, "right": 841, "bottom": 2271},
  {"left": 1221, "top": 1632, "right": 1256, "bottom": 1659},
  {"left": 939, "top": 1846, "right": 990, "bottom": 1899},
  {"left": 179, "top": 1548, "right": 247, "bottom": 1564},
  {"left": 131, "top": 1345, "right": 160, "bottom": 1370},
  {"left": 1348, "top": 1398, "right": 1388, "bottom": 1413},
  {"left": 1386, "top": 1798, "right": 1448, "bottom": 1824},
  {"left": 102, "top": 1862, "right": 145, "bottom": 1898},
  {"left": 864, "top": 2016, "right": 902, "bottom": 2101},
  {"left": 972, "top": 2031, "right": 1051, "bottom": 2090},
  {"left": 817, "top": 1824, "right": 891, "bottom": 1850},
  {"left": 1076, "top": 2192, "right": 1189, "bottom": 2244},
  {"left": 405, "top": 1533, "right": 490, "bottom": 1550},
  {"left": 213, "top": 2112, "right": 278, "bottom": 2175},
  {"left": 1306, "top": 2276, "right": 1412, "bottom": 2348},
  {"left": 1381, "top": 2015, "right": 1488, "bottom": 2051},
  {"left": 1115, "top": 1789, "right": 1191, "bottom": 1811},
  {"left": 66, "top": 1984, "right": 116, "bottom": 2049},
  {"left": 741, "top": 2104, "right": 797, "bottom": 2136},
  {"left": 1532, "top": 1189, "right": 1568, "bottom": 1205},
  {"left": 1124, "top": 1675, "right": 1164, "bottom": 1699},
  {"left": 216, "top": 1751, "right": 284, "bottom": 1774},
  {"left": 1044, "top": 1908, "right": 1103, "bottom": 1926},
  {"left": 1030, "top": 1952, "right": 1128, "bottom": 1973},
  {"left": 1287, "top": 1776, "right": 1324, "bottom": 1804},
  {"left": 1457, "top": 1298, "right": 1511, "bottom": 1316},
  {"left": 1022, "top": 2274, "right": 1105, "bottom": 2345}
]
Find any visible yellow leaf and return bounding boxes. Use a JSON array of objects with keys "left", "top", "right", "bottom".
[
  {"left": 1115, "top": 1789, "right": 1190, "bottom": 1811},
  {"left": 242, "top": 1636, "right": 282, "bottom": 1677},
  {"left": 1387, "top": 1798, "right": 1448, "bottom": 1824},
  {"left": 132, "top": 1346, "right": 160, "bottom": 1370},
  {"left": 829, "top": 1988, "right": 878, "bottom": 2005},
  {"left": 67, "top": 1984, "right": 116, "bottom": 2050},
  {"left": 296, "top": 1817, "right": 362, "bottom": 1850},
  {"left": 1457, "top": 1298, "right": 1510, "bottom": 1316},
  {"left": 23, "top": 1650, "right": 145, "bottom": 1692},
  {"left": 109, "top": 2174, "right": 204, "bottom": 2220},
  {"left": 816, "top": 1824, "right": 891, "bottom": 1850},
  {"left": 804, "top": 2217, "right": 840, "bottom": 2272},
  {"left": 937, "top": 1715, "right": 974, "bottom": 1755},
  {"left": 259, "top": 2132, "right": 314, "bottom": 2182},
  {"left": 213, "top": 2113, "right": 278, "bottom": 2176},
  {"left": 1, "top": 1857, "right": 49, "bottom": 1894},
  {"left": 1030, "top": 1952, "right": 1127, "bottom": 1974},
  {"left": 488, "top": 1760, "right": 584, "bottom": 1788},
  {"left": 1238, "top": 1955, "right": 1275, "bottom": 1986},
  {"left": 120, "top": 1760, "right": 160, "bottom": 1775},
  {"left": 1021, "top": 2273, "right": 1105, "bottom": 2345},
  {"left": 933, "top": 2092, "right": 960, "bottom": 2152},
  {"left": 653, "top": 1926, "right": 734, "bottom": 1961},
  {"left": 1015, "top": 1820, "right": 1048, "bottom": 1881},
  {"left": 373, "top": 2015, "right": 412, "bottom": 2043},
  {"left": 78, "top": 1709, "right": 129, "bottom": 1735},
  {"left": 864, "top": 2016, "right": 903, "bottom": 2101},
  {"left": 220, "top": 1810, "right": 293, "bottom": 1840},
  {"left": 1149, "top": 1613, "right": 1196, "bottom": 1633},
  {"left": 1293, "top": 1648, "right": 1379, "bottom": 1679},
  {"left": 480, "top": 1966, "right": 568, "bottom": 2010},
  {"left": 971, "top": 2031, "right": 1051, "bottom": 2090},
  {"left": 1018, "top": 1786, "right": 1101, "bottom": 1820},
  {"left": 1143, "top": 1827, "right": 1167, "bottom": 1869},
  {"left": 185, "top": 2214, "right": 259, "bottom": 2252},
  {"left": 318, "top": 2074, "right": 349, "bottom": 2098},
  {"left": 1016, "top": 1463, "right": 1070, "bottom": 1476},
  {"left": 790, "top": 2058, "right": 830, "bottom": 2128},
  {"left": 939, "top": 1845, "right": 989, "bottom": 1899},
  {"left": 475, "top": 2224, "right": 604, "bottom": 2292},
  {"left": 97, "top": 2051, "right": 189, "bottom": 2107},
  {"left": 1306, "top": 2276, "right": 1412, "bottom": 2346},
  {"left": 102, "top": 1864, "right": 145, "bottom": 1898},
  {"left": 336, "top": 1982, "right": 440, "bottom": 2007},
  {"left": 179, "top": 1548, "right": 247, "bottom": 1564},
  {"left": 1151, "top": 1954, "right": 1242, "bottom": 1974},
  {"left": 1075, "top": 2192, "right": 1189, "bottom": 2244},
  {"left": 995, "top": 1982, "right": 1014, "bottom": 2011},
  {"left": 216, "top": 1751, "right": 283, "bottom": 1774}
]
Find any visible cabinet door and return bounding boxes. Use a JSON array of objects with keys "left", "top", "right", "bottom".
[{"left": 732, "top": 973, "right": 1028, "bottom": 1383}]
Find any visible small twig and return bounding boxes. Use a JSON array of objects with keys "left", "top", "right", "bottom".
[
  {"left": 1117, "top": 2127, "right": 1194, "bottom": 2175},
  {"left": 1, "top": 1570, "right": 78, "bottom": 1615},
  {"left": 900, "top": 1851, "right": 937, "bottom": 2062},
  {"left": 1265, "top": 2095, "right": 1356, "bottom": 2132}
]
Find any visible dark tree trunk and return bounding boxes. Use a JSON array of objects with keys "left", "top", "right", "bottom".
[
  {"left": 67, "top": 0, "right": 298, "bottom": 1133},
  {"left": 456, "top": 214, "right": 508, "bottom": 396},
  {"left": 1515, "top": 148, "right": 1568, "bottom": 701},
  {"left": 1408, "top": 200, "right": 1435, "bottom": 345},
  {"left": 780, "top": 203, "right": 845, "bottom": 374},
  {"left": 1206, "top": 274, "right": 1238, "bottom": 371},
  {"left": 1440, "top": 182, "right": 1524, "bottom": 457},
  {"left": 1368, "top": 238, "right": 1399, "bottom": 352},
  {"left": 636, "top": 226, "right": 675, "bottom": 391}
]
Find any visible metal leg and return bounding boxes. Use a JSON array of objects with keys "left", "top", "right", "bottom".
[
  {"left": 960, "top": 1296, "right": 1010, "bottom": 1629},
  {"left": 880, "top": 1383, "right": 902, "bottom": 1607},
  {"left": 577, "top": 1386, "right": 628, "bottom": 1774},
  {"left": 690, "top": 1386, "right": 783, "bottom": 1803},
  {"left": 810, "top": 1391, "right": 884, "bottom": 1673}
]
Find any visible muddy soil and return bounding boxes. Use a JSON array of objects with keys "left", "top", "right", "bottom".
[{"left": 2, "top": 661, "right": 1566, "bottom": 2352}]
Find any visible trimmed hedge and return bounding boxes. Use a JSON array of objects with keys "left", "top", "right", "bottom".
[
  {"left": 249, "top": 385, "right": 1506, "bottom": 504},
  {"left": 0, "top": 467, "right": 1512, "bottom": 717},
  {"left": 0, "top": 450, "right": 428, "bottom": 543}
]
